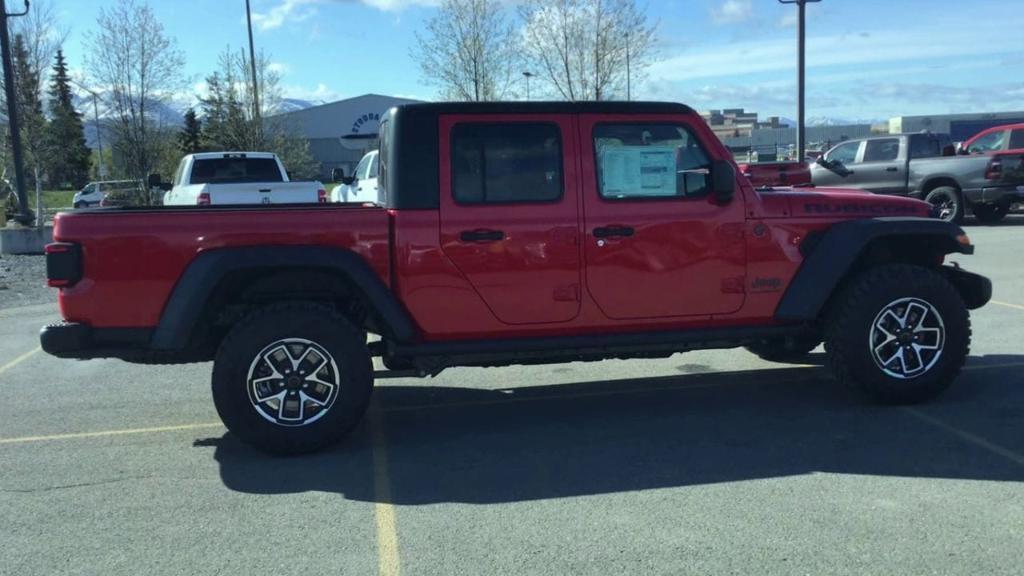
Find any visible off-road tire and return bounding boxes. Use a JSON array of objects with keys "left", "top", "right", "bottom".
[
  {"left": 825, "top": 264, "right": 970, "bottom": 405},
  {"left": 211, "top": 302, "right": 373, "bottom": 455},
  {"left": 745, "top": 334, "right": 821, "bottom": 362},
  {"left": 924, "top": 186, "right": 965, "bottom": 224},
  {"left": 972, "top": 202, "right": 1009, "bottom": 224}
]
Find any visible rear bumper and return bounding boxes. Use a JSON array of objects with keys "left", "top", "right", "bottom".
[
  {"left": 963, "top": 185, "right": 1024, "bottom": 205},
  {"left": 40, "top": 322, "right": 154, "bottom": 360}
]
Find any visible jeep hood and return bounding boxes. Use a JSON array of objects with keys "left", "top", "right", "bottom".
[{"left": 753, "top": 186, "right": 932, "bottom": 219}]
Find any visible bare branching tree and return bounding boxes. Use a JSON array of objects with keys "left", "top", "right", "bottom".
[
  {"left": 200, "top": 47, "right": 317, "bottom": 178},
  {"left": 85, "top": 0, "right": 185, "bottom": 185},
  {"left": 520, "top": 0, "right": 655, "bottom": 101},
  {"left": 413, "top": 0, "right": 520, "bottom": 101}
]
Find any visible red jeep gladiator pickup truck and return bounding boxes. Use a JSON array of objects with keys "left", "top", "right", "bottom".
[{"left": 41, "top": 102, "right": 992, "bottom": 455}]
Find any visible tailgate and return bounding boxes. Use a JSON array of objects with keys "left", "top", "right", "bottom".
[{"left": 207, "top": 182, "right": 320, "bottom": 204}]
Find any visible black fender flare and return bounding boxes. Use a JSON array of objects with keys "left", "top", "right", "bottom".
[
  {"left": 775, "top": 217, "right": 975, "bottom": 321},
  {"left": 151, "top": 246, "right": 418, "bottom": 350}
]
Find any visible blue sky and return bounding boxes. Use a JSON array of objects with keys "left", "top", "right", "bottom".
[{"left": 55, "top": 0, "right": 1024, "bottom": 121}]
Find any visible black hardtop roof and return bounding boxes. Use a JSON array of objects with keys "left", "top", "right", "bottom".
[{"left": 390, "top": 100, "right": 697, "bottom": 116}]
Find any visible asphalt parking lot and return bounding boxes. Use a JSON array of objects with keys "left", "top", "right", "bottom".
[{"left": 2, "top": 217, "right": 1023, "bottom": 576}]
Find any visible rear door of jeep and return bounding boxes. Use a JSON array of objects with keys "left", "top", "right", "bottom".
[{"left": 437, "top": 113, "right": 582, "bottom": 325}]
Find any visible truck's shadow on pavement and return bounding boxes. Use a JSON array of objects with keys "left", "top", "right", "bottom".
[{"left": 203, "top": 354, "right": 1024, "bottom": 504}]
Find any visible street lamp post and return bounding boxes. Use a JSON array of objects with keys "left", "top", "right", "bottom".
[
  {"left": 1, "top": 0, "right": 32, "bottom": 225},
  {"left": 522, "top": 71, "right": 534, "bottom": 101},
  {"left": 70, "top": 78, "right": 107, "bottom": 179},
  {"left": 245, "top": 0, "right": 261, "bottom": 139},
  {"left": 778, "top": 0, "right": 821, "bottom": 161}
]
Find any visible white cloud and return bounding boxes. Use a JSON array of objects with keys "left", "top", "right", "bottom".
[
  {"left": 251, "top": 0, "right": 320, "bottom": 31},
  {"left": 711, "top": 0, "right": 753, "bottom": 24},
  {"left": 358, "top": 0, "right": 440, "bottom": 10},
  {"left": 779, "top": 12, "right": 798, "bottom": 28},
  {"left": 268, "top": 61, "right": 291, "bottom": 74},
  {"left": 282, "top": 82, "right": 343, "bottom": 103}
]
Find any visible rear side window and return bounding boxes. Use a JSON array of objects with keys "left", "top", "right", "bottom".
[
  {"left": 910, "top": 136, "right": 941, "bottom": 159},
  {"left": 863, "top": 138, "right": 900, "bottom": 162},
  {"left": 189, "top": 157, "right": 284, "bottom": 184},
  {"left": 451, "top": 123, "right": 562, "bottom": 204},
  {"left": 354, "top": 153, "right": 372, "bottom": 180},
  {"left": 593, "top": 124, "right": 711, "bottom": 199},
  {"left": 1010, "top": 129, "right": 1024, "bottom": 150},
  {"left": 369, "top": 152, "right": 379, "bottom": 179}
]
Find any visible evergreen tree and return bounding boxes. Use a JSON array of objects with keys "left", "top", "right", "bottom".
[
  {"left": 11, "top": 34, "right": 48, "bottom": 190},
  {"left": 178, "top": 108, "right": 203, "bottom": 154},
  {"left": 46, "top": 49, "right": 92, "bottom": 188}
]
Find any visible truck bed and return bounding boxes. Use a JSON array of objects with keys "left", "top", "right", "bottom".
[{"left": 52, "top": 204, "right": 390, "bottom": 328}]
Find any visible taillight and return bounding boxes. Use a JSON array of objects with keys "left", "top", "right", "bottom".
[
  {"left": 197, "top": 192, "right": 211, "bottom": 205},
  {"left": 986, "top": 157, "right": 1003, "bottom": 180},
  {"left": 317, "top": 188, "right": 328, "bottom": 203},
  {"left": 45, "top": 242, "right": 82, "bottom": 288}
]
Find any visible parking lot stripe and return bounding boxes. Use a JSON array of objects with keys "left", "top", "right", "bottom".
[
  {"left": 991, "top": 300, "right": 1024, "bottom": 312},
  {"left": 0, "top": 346, "right": 40, "bottom": 377},
  {"left": 371, "top": 408, "right": 402, "bottom": 576},
  {"left": 905, "top": 408, "right": 1024, "bottom": 467},
  {"left": 0, "top": 422, "right": 223, "bottom": 445}
]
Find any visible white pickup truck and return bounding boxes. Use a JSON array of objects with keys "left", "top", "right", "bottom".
[{"left": 160, "top": 152, "right": 326, "bottom": 206}]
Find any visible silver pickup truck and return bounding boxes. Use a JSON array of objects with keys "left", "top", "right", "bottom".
[{"left": 811, "top": 132, "right": 1024, "bottom": 223}]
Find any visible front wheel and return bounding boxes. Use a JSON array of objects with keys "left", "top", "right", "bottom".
[
  {"left": 825, "top": 264, "right": 970, "bottom": 405},
  {"left": 212, "top": 303, "right": 373, "bottom": 455}
]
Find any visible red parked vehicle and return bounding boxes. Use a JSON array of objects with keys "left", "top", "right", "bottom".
[
  {"left": 736, "top": 161, "right": 812, "bottom": 188},
  {"left": 42, "top": 102, "right": 992, "bottom": 455},
  {"left": 961, "top": 123, "right": 1024, "bottom": 155}
]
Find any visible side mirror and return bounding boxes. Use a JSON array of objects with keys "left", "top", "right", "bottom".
[
  {"left": 147, "top": 173, "right": 162, "bottom": 189},
  {"left": 331, "top": 168, "right": 346, "bottom": 182},
  {"left": 815, "top": 156, "right": 828, "bottom": 166},
  {"left": 711, "top": 159, "right": 735, "bottom": 204},
  {"left": 159, "top": 182, "right": 172, "bottom": 192},
  {"left": 941, "top": 145, "right": 956, "bottom": 157},
  {"left": 341, "top": 176, "right": 356, "bottom": 186}
]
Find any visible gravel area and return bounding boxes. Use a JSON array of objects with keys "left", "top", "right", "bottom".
[{"left": 0, "top": 254, "right": 52, "bottom": 309}]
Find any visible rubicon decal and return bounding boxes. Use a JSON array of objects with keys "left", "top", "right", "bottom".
[{"left": 803, "top": 203, "right": 920, "bottom": 215}]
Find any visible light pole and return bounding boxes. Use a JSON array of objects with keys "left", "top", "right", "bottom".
[
  {"left": 625, "top": 31, "right": 631, "bottom": 102},
  {"left": 245, "top": 0, "right": 261, "bottom": 140},
  {"left": 522, "top": 71, "right": 534, "bottom": 101},
  {"left": 779, "top": 0, "right": 821, "bottom": 161},
  {"left": 1, "top": 0, "right": 32, "bottom": 225},
  {"left": 70, "top": 78, "right": 107, "bottom": 179}
]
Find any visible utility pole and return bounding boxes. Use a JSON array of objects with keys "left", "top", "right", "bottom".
[
  {"left": 1, "top": 0, "right": 32, "bottom": 225},
  {"left": 70, "top": 78, "right": 107, "bottom": 179},
  {"left": 779, "top": 0, "right": 820, "bottom": 161},
  {"left": 522, "top": 71, "right": 533, "bottom": 101},
  {"left": 625, "top": 31, "right": 631, "bottom": 102},
  {"left": 245, "top": 0, "right": 261, "bottom": 140}
]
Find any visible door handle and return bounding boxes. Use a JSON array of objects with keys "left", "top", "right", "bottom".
[
  {"left": 885, "top": 167, "right": 898, "bottom": 172},
  {"left": 593, "top": 225, "right": 635, "bottom": 238},
  {"left": 258, "top": 188, "right": 272, "bottom": 193},
  {"left": 459, "top": 229, "right": 505, "bottom": 242}
]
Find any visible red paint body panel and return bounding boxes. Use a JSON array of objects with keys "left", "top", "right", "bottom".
[
  {"left": 53, "top": 206, "right": 390, "bottom": 328},
  {"left": 50, "top": 108, "right": 936, "bottom": 345}
]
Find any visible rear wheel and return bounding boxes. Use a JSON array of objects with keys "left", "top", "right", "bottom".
[
  {"left": 211, "top": 302, "right": 373, "bottom": 455},
  {"left": 825, "top": 264, "right": 969, "bottom": 405},
  {"left": 745, "top": 334, "right": 821, "bottom": 362},
  {"left": 972, "top": 202, "right": 1009, "bottom": 224},
  {"left": 924, "top": 186, "right": 964, "bottom": 224}
]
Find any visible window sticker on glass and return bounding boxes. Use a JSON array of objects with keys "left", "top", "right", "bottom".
[{"left": 600, "top": 147, "right": 678, "bottom": 197}]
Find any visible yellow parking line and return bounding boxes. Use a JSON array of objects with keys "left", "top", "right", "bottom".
[
  {"left": 991, "top": 300, "right": 1024, "bottom": 312},
  {"left": 0, "top": 422, "right": 222, "bottom": 445},
  {"left": 905, "top": 408, "right": 1024, "bottom": 467},
  {"left": 371, "top": 408, "right": 402, "bottom": 576},
  {"left": 0, "top": 346, "right": 41, "bottom": 377}
]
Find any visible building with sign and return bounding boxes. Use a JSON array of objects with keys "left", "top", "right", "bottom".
[{"left": 273, "top": 93, "right": 422, "bottom": 180}]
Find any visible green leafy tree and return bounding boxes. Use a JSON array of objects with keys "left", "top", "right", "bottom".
[
  {"left": 46, "top": 50, "right": 92, "bottom": 189},
  {"left": 12, "top": 33, "right": 48, "bottom": 221},
  {"left": 178, "top": 108, "right": 203, "bottom": 154}
]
